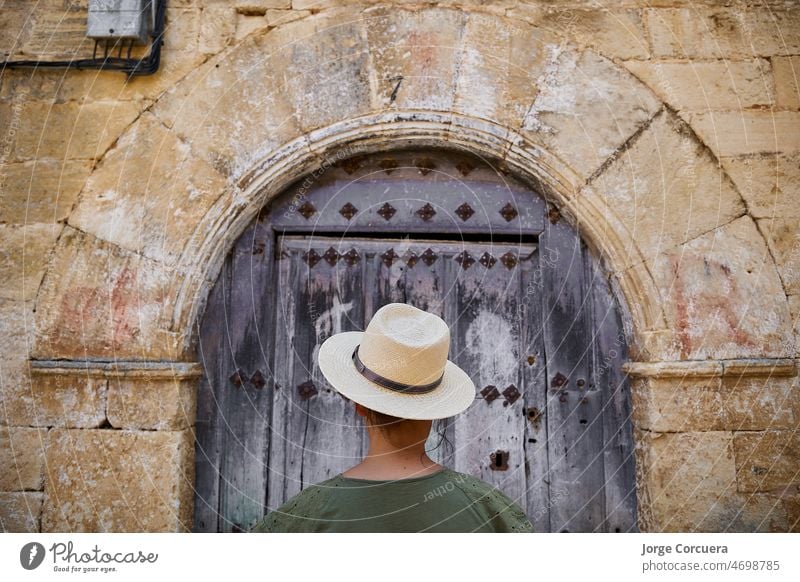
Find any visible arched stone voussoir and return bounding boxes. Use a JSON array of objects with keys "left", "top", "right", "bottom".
[
  {"left": 31, "top": 226, "right": 197, "bottom": 361},
  {"left": 580, "top": 109, "right": 748, "bottom": 273},
  {"left": 150, "top": 35, "right": 305, "bottom": 184},
  {"left": 361, "top": 6, "right": 467, "bottom": 114},
  {"left": 518, "top": 46, "right": 663, "bottom": 182},
  {"left": 623, "top": 215, "right": 794, "bottom": 361},
  {"left": 68, "top": 111, "right": 230, "bottom": 268},
  {"left": 453, "top": 11, "right": 561, "bottom": 139},
  {"left": 249, "top": 8, "right": 378, "bottom": 135}
]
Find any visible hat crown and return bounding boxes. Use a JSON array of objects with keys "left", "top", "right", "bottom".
[{"left": 358, "top": 303, "right": 450, "bottom": 386}]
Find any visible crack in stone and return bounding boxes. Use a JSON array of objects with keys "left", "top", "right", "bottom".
[{"left": 585, "top": 106, "right": 665, "bottom": 186}]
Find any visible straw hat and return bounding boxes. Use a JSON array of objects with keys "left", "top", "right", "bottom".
[{"left": 317, "top": 303, "right": 476, "bottom": 420}]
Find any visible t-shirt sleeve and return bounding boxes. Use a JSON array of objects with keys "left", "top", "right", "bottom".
[
  {"left": 482, "top": 486, "right": 534, "bottom": 533},
  {"left": 248, "top": 483, "right": 330, "bottom": 533},
  {"left": 454, "top": 474, "right": 534, "bottom": 533}
]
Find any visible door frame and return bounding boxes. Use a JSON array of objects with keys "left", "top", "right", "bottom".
[{"left": 192, "top": 149, "right": 639, "bottom": 532}]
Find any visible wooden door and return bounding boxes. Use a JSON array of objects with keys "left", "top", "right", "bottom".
[
  {"left": 192, "top": 150, "right": 638, "bottom": 533},
  {"left": 266, "top": 235, "right": 541, "bottom": 512}
]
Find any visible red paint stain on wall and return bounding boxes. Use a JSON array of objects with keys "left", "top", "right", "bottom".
[
  {"left": 50, "top": 266, "right": 139, "bottom": 352},
  {"left": 670, "top": 253, "right": 755, "bottom": 358},
  {"left": 405, "top": 30, "right": 439, "bottom": 76}
]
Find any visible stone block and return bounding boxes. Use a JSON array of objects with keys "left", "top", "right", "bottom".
[
  {"left": 0, "top": 159, "right": 92, "bottom": 224},
  {"left": 789, "top": 295, "right": 800, "bottom": 359},
  {"left": 632, "top": 375, "right": 796, "bottom": 432},
  {"left": 3, "top": 367, "right": 108, "bottom": 429},
  {"left": 686, "top": 111, "right": 800, "bottom": 157},
  {"left": 107, "top": 375, "right": 197, "bottom": 430},
  {"left": 12, "top": 4, "right": 90, "bottom": 59},
  {"left": 0, "top": 426, "right": 46, "bottom": 491},
  {"left": 0, "top": 299, "right": 35, "bottom": 361},
  {"left": 721, "top": 153, "right": 800, "bottom": 219},
  {"left": 366, "top": 7, "right": 467, "bottom": 112},
  {"left": 519, "top": 8, "right": 650, "bottom": 60},
  {"left": 0, "top": 5, "right": 34, "bottom": 56},
  {"left": 624, "top": 59, "right": 773, "bottom": 111},
  {"left": 32, "top": 226, "right": 184, "bottom": 360},
  {"left": 42, "top": 428, "right": 195, "bottom": 532},
  {"left": 641, "top": 216, "right": 793, "bottom": 360},
  {"left": 0, "top": 492, "right": 44, "bottom": 532},
  {"left": 235, "top": 14, "right": 270, "bottom": 41},
  {"left": 68, "top": 112, "right": 229, "bottom": 266},
  {"left": 0, "top": 100, "right": 142, "bottom": 161},
  {"left": 773, "top": 56, "right": 800, "bottom": 110},
  {"left": 644, "top": 8, "right": 800, "bottom": 59},
  {"left": 520, "top": 47, "right": 662, "bottom": 180},
  {"left": 0, "top": 224, "right": 62, "bottom": 302},
  {"left": 266, "top": 9, "right": 374, "bottom": 133},
  {"left": 734, "top": 429, "right": 800, "bottom": 493},
  {"left": 635, "top": 429, "right": 786, "bottom": 531},
  {"left": 454, "top": 12, "right": 552, "bottom": 131},
  {"left": 757, "top": 215, "right": 800, "bottom": 295},
  {"left": 152, "top": 36, "right": 302, "bottom": 181},
  {"left": 164, "top": 8, "right": 200, "bottom": 52},
  {"left": 199, "top": 4, "right": 237, "bottom": 55},
  {"left": 586, "top": 110, "right": 746, "bottom": 270}
]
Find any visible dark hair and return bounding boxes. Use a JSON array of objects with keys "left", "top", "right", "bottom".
[{"left": 362, "top": 406, "right": 453, "bottom": 458}]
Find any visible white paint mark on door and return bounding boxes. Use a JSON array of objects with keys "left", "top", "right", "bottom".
[
  {"left": 311, "top": 297, "right": 354, "bottom": 373},
  {"left": 464, "top": 310, "right": 517, "bottom": 386}
]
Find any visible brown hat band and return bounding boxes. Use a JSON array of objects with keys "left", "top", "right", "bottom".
[{"left": 351, "top": 344, "right": 444, "bottom": 395}]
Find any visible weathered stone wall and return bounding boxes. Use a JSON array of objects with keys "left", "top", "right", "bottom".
[{"left": 1, "top": 0, "right": 798, "bottom": 532}]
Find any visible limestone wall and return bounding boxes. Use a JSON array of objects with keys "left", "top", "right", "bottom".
[{"left": 1, "top": 0, "right": 798, "bottom": 532}]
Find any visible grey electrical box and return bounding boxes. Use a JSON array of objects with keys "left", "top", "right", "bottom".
[{"left": 87, "top": 0, "right": 152, "bottom": 44}]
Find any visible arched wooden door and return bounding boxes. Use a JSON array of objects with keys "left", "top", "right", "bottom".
[{"left": 192, "top": 150, "right": 638, "bottom": 533}]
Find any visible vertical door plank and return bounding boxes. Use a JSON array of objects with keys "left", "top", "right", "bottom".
[
  {"left": 217, "top": 223, "right": 276, "bottom": 532},
  {"left": 301, "top": 239, "right": 366, "bottom": 487},
  {"left": 402, "top": 240, "right": 450, "bottom": 466},
  {"left": 449, "top": 241, "right": 530, "bottom": 507},
  {"left": 540, "top": 219, "right": 606, "bottom": 532},
  {"left": 276, "top": 239, "right": 319, "bottom": 503},
  {"left": 518, "top": 245, "right": 552, "bottom": 532},
  {"left": 192, "top": 253, "right": 232, "bottom": 532},
  {"left": 360, "top": 239, "right": 408, "bottom": 455},
  {"left": 590, "top": 260, "right": 639, "bottom": 532},
  {"left": 266, "top": 236, "right": 300, "bottom": 511}
]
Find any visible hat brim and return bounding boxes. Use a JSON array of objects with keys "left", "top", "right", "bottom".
[{"left": 317, "top": 331, "right": 477, "bottom": 420}]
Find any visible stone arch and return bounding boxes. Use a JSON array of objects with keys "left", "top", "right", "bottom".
[
  {"left": 32, "top": 5, "right": 791, "bottom": 364},
  {"left": 28, "top": 5, "right": 796, "bottom": 532}
]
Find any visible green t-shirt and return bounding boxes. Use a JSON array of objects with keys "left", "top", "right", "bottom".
[{"left": 249, "top": 468, "right": 533, "bottom": 533}]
